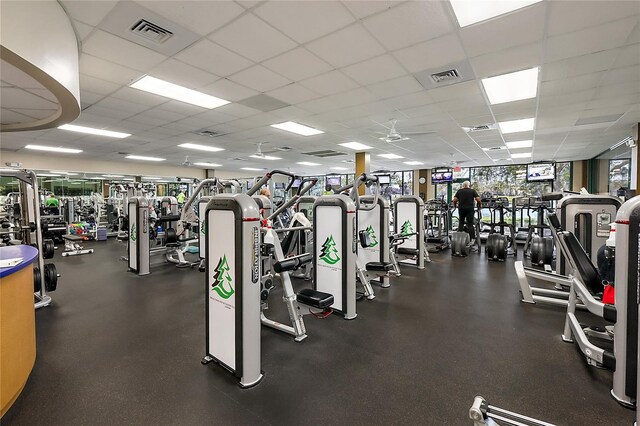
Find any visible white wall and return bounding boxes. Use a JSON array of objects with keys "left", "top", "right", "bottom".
[{"left": 1, "top": 151, "right": 206, "bottom": 178}]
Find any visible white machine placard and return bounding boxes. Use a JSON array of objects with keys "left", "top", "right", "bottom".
[
  {"left": 315, "top": 205, "right": 344, "bottom": 311},
  {"left": 358, "top": 205, "right": 381, "bottom": 264},
  {"left": 396, "top": 202, "right": 417, "bottom": 250},
  {"left": 128, "top": 203, "right": 137, "bottom": 270},
  {"left": 207, "top": 209, "right": 236, "bottom": 370}
]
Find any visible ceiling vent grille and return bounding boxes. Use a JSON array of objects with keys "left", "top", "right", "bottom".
[
  {"left": 130, "top": 19, "right": 173, "bottom": 44},
  {"left": 463, "top": 123, "right": 497, "bottom": 133},
  {"left": 303, "top": 150, "right": 347, "bottom": 158},
  {"left": 482, "top": 146, "right": 507, "bottom": 152},
  {"left": 431, "top": 69, "right": 460, "bottom": 83},
  {"left": 194, "top": 129, "right": 226, "bottom": 138}
]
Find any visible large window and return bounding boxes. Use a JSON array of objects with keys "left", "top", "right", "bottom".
[{"left": 609, "top": 159, "right": 630, "bottom": 196}]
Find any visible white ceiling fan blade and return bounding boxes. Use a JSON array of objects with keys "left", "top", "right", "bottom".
[{"left": 371, "top": 119, "right": 392, "bottom": 130}]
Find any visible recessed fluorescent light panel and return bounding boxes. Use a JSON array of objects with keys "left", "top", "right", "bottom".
[
  {"left": 378, "top": 153, "right": 403, "bottom": 159},
  {"left": 511, "top": 152, "right": 532, "bottom": 159},
  {"left": 130, "top": 76, "right": 230, "bottom": 109},
  {"left": 25, "top": 145, "right": 82, "bottom": 154},
  {"left": 193, "top": 162, "right": 222, "bottom": 168},
  {"left": 339, "top": 142, "right": 372, "bottom": 150},
  {"left": 58, "top": 124, "right": 131, "bottom": 138},
  {"left": 506, "top": 140, "right": 533, "bottom": 149},
  {"left": 331, "top": 167, "right": 349, "bottom": 170},
  {"left": 51, "top": 171, "right": 78, "bottom": 175},
  {"left": 241, "top": 167, "right": 263, "bottom": 171},
  {"left": 482, "top": 67, "right": 539, "bottom": 105},
  {"left": 250, "top": 155, "right": 281, "bottom": 160},
  {"left": 142, "top": 176, "right": 163, "bottom": 180},
  {"left": 498, "top": 118, "right": 535, "bottom": 134},
  {"left": 404, "top": 161, "right": 424, "bottom": 166},
  {"left": 178, "top": 143, "right": 224, "bottom": 152},
  {"left": 102, "top": 174, "right": 125, "bottom": 178},
  {"left": 450, "top": 0, "right": 542, "bottom": 27},
  {"left": 125, "top": 155, "right": 165, "bottom": 162},
  {"left": 297, "top": 161, "right": 320, "bottom": 166},
  {"left": 271, "top": 121, "right": 324, "bottom": 136}
]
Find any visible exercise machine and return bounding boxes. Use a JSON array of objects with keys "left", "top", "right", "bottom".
[
  {"left": 450, "top": 205, "right": 481, "bottom": 257},
  {"left": 469, "top": 396, "right": 555, "bottom": 426},
  {"left": 425, "top": 198, "right": 450, "bottom": 252},
  {"left": 391, "top": 195, "right": 429, "bottom": 271},
  {"left": 482, "top": 196, "right": 517, "bottom": 262}
]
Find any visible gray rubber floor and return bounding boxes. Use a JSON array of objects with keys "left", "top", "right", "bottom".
[{"left": 3, "top": 239, "right": 634, "bottom": 425}]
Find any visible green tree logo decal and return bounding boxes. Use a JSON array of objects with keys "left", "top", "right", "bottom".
[
  {"left": 319, "top": 235, "right": 340, "bottom": 265},
  {"left": 365, "top": 225, "right": 378, "bottom": 247},
  {"left": 130, "top": 224, "right": 137, "bottom": 242},
  {"left": 211, "top": 255, "right": 234, "bottom": 299},
  {"left": 200, "top": 220, "right": 206, "bottom": 235},
  {"left": 401, "top": 220, "right": 414, "bottom": 236}
]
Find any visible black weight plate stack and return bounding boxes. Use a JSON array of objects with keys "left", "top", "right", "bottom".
[
  {"left": 33, "top": 265, "right": 42, "bottom": 292},
  {"left": 530, "top": 236, "right": 544, "bottom": 265},
  {"left": 451, "top": 232, "right": 469, "bottom": 257},
  {"left": 44, "top": 263, "right": 58, "bottom": 292},
  {"left": 43, "top": 239, "right": 55, "bottom": 259},
  {"left": 487, "top": 234, "right": 507, "bottom": 262},
  {"left": 543, "top": 237, "right": 554, "bottom": 265},
  {"left": 165, "top": 228, "right": 178, "bottom": 244}
]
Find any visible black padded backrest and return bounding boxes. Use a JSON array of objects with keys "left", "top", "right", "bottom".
[
  {"left": 359, "top": 230, "right": 372, "bottom": 248},
  {"left": 559, "top": 232, "right": 603, "bottom": 294},
  {"left": 547, "top": 213, "right": 561, "bottom": 230}
]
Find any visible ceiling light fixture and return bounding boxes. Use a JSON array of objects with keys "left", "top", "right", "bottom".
[
  {"left": 102, "top": 174, "right": 125, "bottom": 178},
  {"left": 271, "top": 121, "right": 324, "bottom": 136},
  {"left": 58, "top": 124, "right": 131, "bottom": 138},
  {"left": 331, "top": 167, "right": 349, "bottom": 171},
  {"left": 404, "top": 161, "right": 424, "bottom": 166},
  {"left": 51, "top": 171, "right": 79, "bottom": 175},
  {"left": 609, "top": 136, "right": 634, "bottom": 151},
  {"left": 505, "top": 140, "right": 533, "bottom": 149},
  {"left": 250, "top": 155, "right": 281, "bottom": 160},
  {"left": 130, "top": 76, "right": 229, "bottom": 109},
  {"left": 450, "top": 0, "right": 542, "bottom": 27},
  {"left": 25, "top": 145, "right": 82, "bottom": 154},
  {"left": 498, "top": 118, "right": 535, "bottom": 134},
  {"left": 378, "top": 153, "right": 403, "bottom": 159},
  {"left": 339, "top": 142, "right": 372, "bottom": 150},
  {"left": 142, "top": 176, "right": 164, "bottom": 180},
  {"left": 125, "top": 155, "right": 165, "bottom": 162},
  {"left": 297, "top": 161, "right": 321, "bottom": 166},
  {"left": 178, "top": 143, "right": 224, "bottom": 152},
  {"left": 511, "top": 152, "right": 532, "bottom": 159},
  {"left": 193, "top": 162, "right": 222, "bottom": 168},
  {"left": 241, "top": 167, "right": 264, "bottom": 171},
  {"left": 482, "top": 67, "right": 539, "bottom": 105}
]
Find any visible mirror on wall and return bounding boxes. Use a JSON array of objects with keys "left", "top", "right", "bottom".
[{"left": 596, "top": 143, "right": 632, "bottom": 197}]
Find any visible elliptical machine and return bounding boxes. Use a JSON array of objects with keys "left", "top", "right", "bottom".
[
  {"left": 425, "top": 198, "right": 450, "bottom": 252},
  {"left": 482, "top": 196, "right": 517, "bottom": 262},
  {"left": 449, "top": 204, "right": 481, "bottom": 257}
]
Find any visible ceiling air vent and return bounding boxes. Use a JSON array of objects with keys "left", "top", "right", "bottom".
[
  {"left": 130, "top": 19, "right": 173, "bottom": 44},
  {"left": 194, "top": 129, "right": 226, "bottom": 138},
  {"left": 463, "top": 123, "right": 497, "bottom": 133},
  {"left": 482, "top": 146, "right": 507, "bottom": 152},
  {"left": 431, "top": 69, "right": 460, "bottom": 83},
  {"left": 303, "top": 150, "right": 347, "bottom": 158}
]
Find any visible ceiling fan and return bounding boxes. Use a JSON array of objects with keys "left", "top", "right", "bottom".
[
  {"left": 252, "top": 142, "right": 285, "bottom": 158},
  {"left": 182, "top": 155, "right": 193, "bottom": 167},
  {"left": 374, "top": 119, "right": 435, "bottom": 143},
  {"left": 444, "top": 154, "right": 474, "bottom": 168}
]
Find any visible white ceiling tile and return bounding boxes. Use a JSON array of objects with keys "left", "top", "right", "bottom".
[
  {"left": 110, "top": 87, "right": 169, "bottom": 107},
  {"left": 79, "top": 90, "right": 105, "bottom": 107},
  {"left": 228, "top": 65, "right": 291, "bottom": 92},
  {"left": 79, "top": 74, "right": 121, "bottom": 96},
  {"left": 341, "top": 54, "right": 407, "bottom": 86},
  {"left": 60, "top": 0, "right": 118, "bottom": 26},
  {"left": 342, "top": 0, "right": 399, "bottom": 19},
  {"left": 73, "top": 19, "right": 95, "bottom": 41},
  {"left": 626, "top": 20, "right": 640, "bottom": 45},
  {"left": 542, "top": 49, "right": 619, "bottom": 81},
  {"left": 392, "top": 34, "right": 467, "bottom": 74},
  {"left": 546, "top": 17, "right": 637, "bottom": 62},
  {"left": 366, "top": 75, "right": 423, "bottom": 99},
  {"left": 385, "top": 91, "right": 435, "bottom": 110},
  {"left": 306, "top": 24, "right": 386, "bottom": 68},
  {"left": 600, "top": 65, "right": 640, "bottom": 86},
  {"left": 588, "top": 94, "right": 639, "bottom": 110},
  {"left": 79, "top": 105, "right": 132, "bottom": 122},
  {"left": 540, "top": 72, "right": 604, "bottom": 97},
  {"left": 215, "top": 103, "right": 262, "bottom": 118},
  {"left": 299, "top": 70, "right": 359, "bottom": 96},
  {"left": 490, "top": 98, "right": 536, "bottom": 117},
  {"left": 82, "top": 30, "right": 167, "bottom": 72},
  {"left": 148, "top": 59, "right": 220, "bottom": 89},
  {"left": 428, "top": 80, "right": 481, "bottom": 102},
  {"left": 134, "top": 107, "right": 187, "bottom": 123},
  {"left": 471, "top": 43, "right": 542, "bottom": 78},
  {"left": 266, "top": 84, "right": 321, "bottom": 105},
  {"left": 325, "top": 88, "right": 378, "bottom": 109},
  {"left": 460, "top": 3, "right": 545, "bottom": 57},
  {"left": 547, "top": 1, "right": 640, "bottom": 37},
  {"left": 157, "top": 100, "right": 212, "bottom": 116},
  {"left": 175, "top": 39, "right": 254, "bottom": 77},
  {"left": 93, "top": 97, "right": 151, "bottom": 115},
  {"left": 201, "top": 78, "right": 259, "bottom": 102},
  {"left": 595, "top": 81, "right": 640, "bottom": 98},
  {"left": 362, "top": 1, "right": 453, "bottom": 50},
  {"left": 254, "top": 1, "right": 354, "bottom": 44},
  {"left": 79, "top": 54, "right": 142, "bottom": 85},
  {"left": 297, "top": 97, "right": 341, "bottom": 114},
  {"left": 613, "top": 43, "right": 640, "bottom": 68},
  {"left": 140, "top": 0, "right": 245, "bottom": 36},
  {"left": 209, "top": 13, "right": 297, "bottom": 62},
  {"left": 262, "top": 48, "right": 333, "bottom": 82},
  {"left": 270, "top": 105, "right": 314, "bottom": 120}
]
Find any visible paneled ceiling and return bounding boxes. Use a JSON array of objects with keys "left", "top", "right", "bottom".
[{"left": 1, "top": 0, "right": 638, "bottom": 175}]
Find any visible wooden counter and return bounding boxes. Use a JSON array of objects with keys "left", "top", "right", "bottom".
[{"left": 0, "top": 245, "right": 38, "bottom": 417}]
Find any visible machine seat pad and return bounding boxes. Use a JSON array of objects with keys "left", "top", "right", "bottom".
[
  {"left": 297, "top": 288, "right": 334, "bottom": 309},
  {"left": 158, "top": 214, "right": 181, "bottom": 222},
  {"left": 542, "top": 192, "right": 564, "bottom": 201},
  {"left": 165, "top": 243, "right": 180, "bottom": 248},
  {"left": 273, "top": 253, "right": 312, "bottom": 273},
  {"left": 63, "top": 234, "right": 84, "bottom": 241},
  {"left": 397, "top": 247, "right": 419, "bottom": 255},
  {"left": 560, "top": 232, "right": 604, "bottom": 295},
  {"left": 547, "top": 213, "right": 562, "bottom": 230},
  {"left": 366, "top": 262, "right": 394, "bottom": 272}
]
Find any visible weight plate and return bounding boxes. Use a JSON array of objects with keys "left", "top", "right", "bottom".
[
  {"left": 165, "top": 228, "right": 178, "bottom": 244},
  {"left": 44, "top": 263, "right": 58, "bottom": 292},
  {"left": 33, "top": 265, "right": 42, "bottom": 292},
  {"left": 43, "top": 239, "right": 55, "bottom": 259},
  {"left": 530, "top": 236, "right": 543, "bottom": 265},
  {"left": 543, "top": 237, "right": 554, "bottom": 265}
]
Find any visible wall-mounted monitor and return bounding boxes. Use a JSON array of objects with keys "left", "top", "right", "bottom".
[
  {"left": 453, "top": 167, "right": 470, "bottom": 180},
  {"left": 526, "top": 162, "right": 555, "bottom": 182},
  {"left": 376, "top": 174, "right": 391, "bottom": 184},
  {"left": 326, "top": 176, "right": 341, "bottom": 186},
  {"left": 431, "top": 170, "right": 453, "bottom": 184}
]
